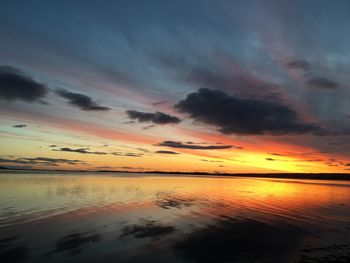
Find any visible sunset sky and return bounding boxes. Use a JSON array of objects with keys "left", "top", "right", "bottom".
[{"left": 0, "top": 0, "right": 349, "bottom": 173}]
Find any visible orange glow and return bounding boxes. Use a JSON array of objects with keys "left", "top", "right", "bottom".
[{"left": 1, "top": 109, "right": 349, "bottom": 173}]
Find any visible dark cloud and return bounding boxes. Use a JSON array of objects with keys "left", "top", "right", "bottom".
[
  {"left": 126, "top": 110, "right": 181, "bottom": 125},
  {"left": 186, "top": 66, "right": 283, "bottom": 101},
  {"left": 329, "top": 142, "right": 342, "bottom": 146},
  {"left": 266, "top": 157, "right": 323, "bottom": 163},
  {"left": 13, "top": 124, "right": 26, "bottom": 128},
  {"left": 24, "top": 157, "right": 82, "bottom": 166},
  {"left": 157, "top": 140, "right": 232, "bottom": 150},
  {"left": 155, "top": 150, "right": 179, "bottom": 154},
  {"left": 175, "top": 88, "right": 320, "bottom": 135},
  {"left": 111, "top": 152, "right": 144, "bottom": 157},
  {"left": 0, "top": 158, "right": 29, "bottom": 165},
  {"left": 152, "top": 101, "right": 167, "bottom": 106},
  {"left": 323, "top": 158, "right": 350, "bottom": 168},
  {"left": 155, "top": 53, "right": 285, "bottom": 102},
  {"left": 97, "top": 165, "right": 147, "bottom": 170},
  {"left": 0, "top": 66, "right": 47, "bottom": 102},
  {"left": 306, "top": 77, "right": 338, "bottom": 89},
  {"left": 0, "top": 157, "right": 82, "bottom": 166},
  {"left": 269, "top": 153, "right": 288, "bottom": 156},
  {"left": 56, "top": 89, "right": 110, "bottom": 111},
  {"left": 53, "top": 147, "right": 143, "bottom": 157},
  {"left": 284, "top": 60, "right": 339, "bottom": 92},
  {"left": 285, "top": 60, "right": 311, "bottom": 71},
  {"left": 328, "top": 141, "right": 350, "bottom": 147},
  {"left": 201, "top": 159, "right": 224, "bottom": 163},
  {"left": 136, "top": 148, "right": 150, "bottom": 153},
  {"left": 53, "top": 147, "right": 107, "bottom": 155}
]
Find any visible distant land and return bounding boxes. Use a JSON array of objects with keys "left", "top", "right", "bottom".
[{"left": 1, "top": 166, "right": 350, "bottom": 181}]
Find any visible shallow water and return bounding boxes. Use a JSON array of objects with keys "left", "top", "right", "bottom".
[{"left": 0, "top": 172, "right": 349, "bottom": 263}]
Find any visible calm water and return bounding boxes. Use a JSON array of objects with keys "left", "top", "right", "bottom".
[{"left": 0, "top": 172, "right": 349, "bottom": 263}]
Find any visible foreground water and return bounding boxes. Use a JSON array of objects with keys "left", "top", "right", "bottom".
[{"left": 0, "top": 172, "right": 349, "bottom": 263}]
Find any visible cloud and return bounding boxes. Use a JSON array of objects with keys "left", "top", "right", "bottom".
[
  {"left": 186, "top": 66, "right": 283, "bottom": 100},
  {"left": 285, "top": 60, "right": 311, "bottom": 71},
  {"left": 56, "top": 89, "right": 110, "bottom": 111},
  {"left": 175, "top": 88, "right": 320, "bottom": 135},
  {"left": 13, "top": 124, "right": 26, "bottom": 128},
  {"left": 136, "top": 148, "right": 150, "bottom": 153},
  {"left": 201, "top": 159, "right": 223, "bottom": 163},
  {"left": 0, "top": 157, "right": 82, "bottom": 166},
  {"left": 156, "top": 53, "right": 284, "bottom": 101},
  {"left": 306, "top": 77, "right": 338, "bottom": 89},
  {"left": 285, "top": 59, "right": 338, "bottom": 90},
  {"left": 53, "top": 147, "right": 143, "bottom": 157},
  {"left": 126, "top": 110, "right": 181, "bottom": 125},
  {"left": 157, "top": 140, "right": 232, "bottom": 150},
  {"left": 0, "top": 66, "right": 47, "bottom": 102},
  {"left": 155, "top": 150, "right": 179, "bottom": 154},
  {"left": 328, "top": 141, "right": 350, "bottom": 146},
  {"left": 111, "top": 152, "right": 144, "bottom": 157},
  {"left": 269, "top": 153, "right": 288, "bottom": 156},
  {"left": 53, "top": 147, "right": 107, "bottom": 155}
]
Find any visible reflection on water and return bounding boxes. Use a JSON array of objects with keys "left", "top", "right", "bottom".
[
  {"left": 120, "top": 219, "right": 175, "bottom": 240},
  {"left": 0, "top": 172, "right": 349, "bottom": 262},
  {"left": 49, "top": 231, "right": 101, "bottom": 256},
  {"left": 0, "top": 236, "right": 29, "bottom": 263},
  {"left": 175, "top": 218, "right": 304, "bottom": 263}
]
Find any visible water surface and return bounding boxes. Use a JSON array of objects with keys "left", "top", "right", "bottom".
[{"left": 0, "top": 172, "right": 349, "bottom": 262}]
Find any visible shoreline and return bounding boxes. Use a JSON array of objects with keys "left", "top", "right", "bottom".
[{"left": 1, "top": 167, "right": 350, "bottom": 181}]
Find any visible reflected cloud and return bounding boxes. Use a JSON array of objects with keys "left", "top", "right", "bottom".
[
  {"left": 155, "top": 192, "right": 195, "bottom": 209},
  {"left": 297, "top": 243, "right": 350, "bottom": 263},
  {"left": 0, "top": 236, "right": 30, "bottom": 263},
  {"left": 50, "top": 231, "right": 101, "bottom": 256},
  {"left": 0, "top": 174, "right": 350, "bottom": 262},
  {"left": 120, "top": 219, "right": 175, "bottom": 240},
  {"left": 174, "top": 218, "right": 305, "bottom": 263}
]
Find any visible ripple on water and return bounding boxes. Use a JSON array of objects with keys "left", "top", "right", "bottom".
[{"left": 0, "top": 172, "right": 349, "bottom": 263}]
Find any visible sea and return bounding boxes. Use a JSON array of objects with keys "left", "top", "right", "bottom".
[{"left": 0, "top": 171, "right": 349, "bottom": 262}]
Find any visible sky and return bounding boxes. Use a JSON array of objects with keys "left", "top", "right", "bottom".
[{"left": 0, "top": 0, "right": 349, "bottom": 173}]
